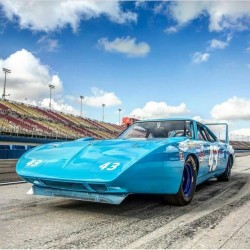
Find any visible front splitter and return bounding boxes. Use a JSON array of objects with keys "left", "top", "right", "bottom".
[{"left": 28, "top": 185, "right": 128, "bottom": 205}]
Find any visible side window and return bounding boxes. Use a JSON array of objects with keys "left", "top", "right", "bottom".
[
  {"left": 205, "top": 128, "right": 217, "bottom": 142},
  {"left": 197, "top": 124, "right": 208, "bottom": 141},
  {"left": 186, "top": 121, "right": 194, "bottom": 139},
  {"left": 127, "top": 125, "right": 148, "bottom": 138}
]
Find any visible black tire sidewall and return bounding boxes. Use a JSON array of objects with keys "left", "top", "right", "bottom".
[
  {"left": 218, "top": 157, "right": 231, "bottom": 182},
  {"left": 226, "top": 157, "right": 232, "bottom": 179}
]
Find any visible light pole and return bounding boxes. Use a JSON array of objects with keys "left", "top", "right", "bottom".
[
  {"left": 49, "top": 84, "right": 55, "bottom": 110},
  {"left": 2, "top": 68, "right": 11, "bottom": 100},
  {"left": 118, "top": 108, "right": 122, "bottom": 125},
  {"left": 80, "top": 95, "right": 84, "bottom": 117},
  {"left": 102, "top": 103, "right": 105, "bottom": 122}
]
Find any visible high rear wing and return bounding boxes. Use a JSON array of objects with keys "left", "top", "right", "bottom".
[{"left": 205, "top": 123, "right": 229, "bottom": 144}]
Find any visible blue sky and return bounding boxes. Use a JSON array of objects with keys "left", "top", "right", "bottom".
[{"left": 0, "top": 1, "right": 250, "bottom": 137}]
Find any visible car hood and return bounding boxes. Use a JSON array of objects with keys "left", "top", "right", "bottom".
[{"left": 16, "top": 137, "right": 186, "bottom": 182}]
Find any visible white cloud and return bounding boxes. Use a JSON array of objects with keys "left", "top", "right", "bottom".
[
  {"left": 0, "top": 49, "right": 122, "bottom": 116},
  {"left": 192, "top": 115, "right": 225, "bottom": 127},
  {"left": 129, "top": 101, "right": 189, "bottom": 119},
  {"left": 39, "top": 98, "right": 77, "bottom": 114},
  {"left": 168, "top": 1, "right": 250, "bottom": 32},
  {"left": 84, "top": 87, "right": 122, "bottom": 107},
  {"left": 208, "top": 34, "right": 232, "bottom": 50},
  {"left": 153, "top": 2, "right": 167, "bottom": 14},
  {"left": 192, "top": 116, "right": 208, "bottom": 123},
  {"left": 211, "top": 97, "right": 250, "bottom": 120},
  {"left": 192, "top": 116, "right": 232, "bottom": 141},
  {"left": 0, "top": 49, "right": 63, "bottom": 101},
  {"left": 226, "top": 34, "right": 233, "bottom": 42},
  {"left": 37, "top": 36, "right": 59, "bottom": 52},
  {"left": 0, "top": 0, "right": 137, "bottom": 32},
  {"left": 135, "top": 1, "right": 147, "bottom": 9},
  {"left": 98, "top": 36, "right": 150, "bottom": 58},
  {"left": 164, "top": 26, "right": 178, "bottom": 34},
  {"left": 209, "top": 39, "right": 229, "bottom": 49},
  {"left": 230, "top": 128, "right": 250, "bottom": 137},
  {"left": 192, "top": 52, "right": 210, "bottom": 63}
]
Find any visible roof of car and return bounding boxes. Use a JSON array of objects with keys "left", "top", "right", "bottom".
[{"left": 135, "top": 118, "right": 196, "bottom": 123}]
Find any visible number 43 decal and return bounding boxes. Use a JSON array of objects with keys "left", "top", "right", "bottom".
[
  {"left": 26, "top": 160, "right": 43, "bottom": 167},
  {"left": 99, "top": 162, "right": 120, "bottom": 171}
]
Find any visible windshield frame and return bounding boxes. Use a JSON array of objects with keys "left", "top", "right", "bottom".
[{"left": 118, "top": 120, "right": 194, "bottom": 140}]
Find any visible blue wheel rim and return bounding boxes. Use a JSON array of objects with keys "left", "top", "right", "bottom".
[{"left": 182, "top": 163, "right": 193, "bottom": 197}]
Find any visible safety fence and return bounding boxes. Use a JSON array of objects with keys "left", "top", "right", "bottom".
[
  {"left": 0, "top": 135, "right": 69, "bottom": 159},
  {"left": 0, "top": 145, "right": 33, "bottom": 159}
]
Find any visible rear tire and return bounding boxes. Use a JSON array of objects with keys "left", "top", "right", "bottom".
[
  {"left": 217, "top": 157, "right": 232, "bottom": 182},
  {"left": 162, "top": 156, "right": 197, "bottom": 206}
]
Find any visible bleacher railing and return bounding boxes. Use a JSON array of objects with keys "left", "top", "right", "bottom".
[{"left": 0, "top": 126, "right": 77, "bottom": 140}]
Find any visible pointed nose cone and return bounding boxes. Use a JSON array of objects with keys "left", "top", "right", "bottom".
[{"left": 17, "top": 139, "right": 169, "bottom": 182}]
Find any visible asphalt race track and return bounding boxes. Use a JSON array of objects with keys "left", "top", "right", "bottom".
[
  {"left": 1, "top": 155, "right": 250, "bottom": 249},
  {"left": 0, "top": 159, "right": 21, "bottom": 183}
]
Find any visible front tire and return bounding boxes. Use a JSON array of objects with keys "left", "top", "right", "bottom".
[{"left": 162, "top": 156, "right": 197, "bottom": 206}]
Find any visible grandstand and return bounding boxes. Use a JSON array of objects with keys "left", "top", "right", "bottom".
[
  {"left": 1, "top": 99, "right": 250, "bottom": 149},
  {"left": 0, "top": 99, "right": 124, "bottom": 140},
  {"left": 230, "top": 141, "right": 250, "bottom": 150}
]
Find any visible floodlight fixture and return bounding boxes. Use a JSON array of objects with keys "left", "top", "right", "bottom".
[
  {"left": 102, "top": 103, "right": 106, "bottom": 122},
  {"left": 80, "top": 95, "right": 84, "bottom": 117},
  {"left": 49, "top": 84, "right": 55, "bottom": 110},
  {"left": 118, "top": 108, "right": 122, "bottom": 125},
  {"left": 2, "top": 68, "right": 11, "bottom": 100}
]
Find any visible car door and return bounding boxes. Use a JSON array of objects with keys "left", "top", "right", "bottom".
[
  {"left": 204, "top": 126, "right": 227, "bottom": 172},
  {"left": 196, "top": 123, "right": 213, "bottom": 178}
]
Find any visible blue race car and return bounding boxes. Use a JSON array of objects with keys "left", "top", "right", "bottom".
[{"left": 16, "top": 118, "right": 234, "bottom": 205}]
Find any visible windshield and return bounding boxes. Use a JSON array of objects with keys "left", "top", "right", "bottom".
[{"left": 119, "top": 120, "right": 194, "bottom": 139}]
